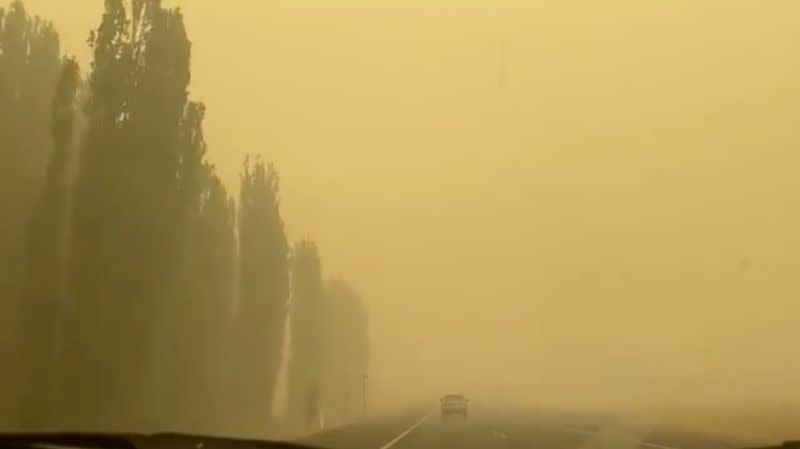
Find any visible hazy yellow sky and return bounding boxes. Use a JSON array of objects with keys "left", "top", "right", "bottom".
[{"left": 17, "top": 0, "right": 800, "bottom": 410}]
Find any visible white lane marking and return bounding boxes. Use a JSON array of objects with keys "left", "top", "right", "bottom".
[
  {"left": 378, "top": 415, "right": 430, "bottom": 449},
  {"left": 559, "top": 426, "right": 680, "bottom": 449},
  {"left": 493, "top": 431, "right": 509, "bottom": 440},
  {"left": 641, "top": 443, "right": 679, "bottom": 449}
]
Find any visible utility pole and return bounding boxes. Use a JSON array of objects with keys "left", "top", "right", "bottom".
[
  {"left": 498, "top": 40, "right": 506, "bottom": 88},
  {"left": 362, "top": 375, "right": 367, "bottom": 415}
]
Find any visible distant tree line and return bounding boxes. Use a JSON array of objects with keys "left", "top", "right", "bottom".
[{"left": 0, "top": 0, "right": 369, "bottom": 435}]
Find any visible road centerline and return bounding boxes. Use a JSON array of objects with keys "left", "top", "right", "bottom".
[{"left": 377, "top": 414, "right": 430, "bottom": 449}]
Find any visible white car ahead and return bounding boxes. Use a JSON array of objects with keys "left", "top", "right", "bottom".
[{"left": 440, "top": 394, "right": 469, "bottom": 420}]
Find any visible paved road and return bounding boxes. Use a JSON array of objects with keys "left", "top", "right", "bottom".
[{"left": 300, "top": 407, "right": 757, "bottom": 449}]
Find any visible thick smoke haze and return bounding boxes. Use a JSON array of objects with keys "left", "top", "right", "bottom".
[{"left": 16, "top": 0, "right": 800, "bottom": 423}]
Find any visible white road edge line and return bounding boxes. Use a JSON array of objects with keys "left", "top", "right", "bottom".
[{"left": 378, "top": 415, "right": 430, "bottom": 449}]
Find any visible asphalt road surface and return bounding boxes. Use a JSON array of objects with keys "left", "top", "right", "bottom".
[{"left": 300, "top": 407, "right": 754, "bottom": 449}]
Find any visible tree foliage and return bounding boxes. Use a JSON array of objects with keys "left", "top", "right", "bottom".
[
  {"left": 153, "top": 100, "right": 237, "bottom": 432},
  {"left": 19, "top": 56, "right": 81, "bottom": 430},
  {"left": 288, "top": 240, "right": 325, "bottom": 426},
  {"left": 64, "top": 0, "right": 192, "bottom": 429},
  {"left": 236, "top": 156, "right": 290, "bottom": 432},
  {"left": 0, "top": 0, "right": 63, "bottom": 428},
  {"left": 0, "top": 1, "right": 372, "bottom": 435},
  {"left": 321, "top": 279, "right": 370, "bottom": 424}
]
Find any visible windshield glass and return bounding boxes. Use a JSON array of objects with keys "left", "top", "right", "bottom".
[{"left": 0, "top": 1, "right": 797, "bottom": 448}]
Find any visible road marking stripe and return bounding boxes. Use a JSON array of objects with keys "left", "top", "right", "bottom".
[
  {"left": 641, "top": 442, "right": 679, "bottom": 449},
  {"left": 493, "top": 431, "right": 509, "bottom": 440},
  {"left": 378, "top": 415, "right": 430, "bottom": 449}
]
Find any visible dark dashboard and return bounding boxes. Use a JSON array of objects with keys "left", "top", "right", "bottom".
[{"left": 0, "top": 433, "right": 323, "bottom": 449}]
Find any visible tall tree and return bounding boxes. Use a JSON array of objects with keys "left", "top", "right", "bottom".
[
  {"left": 156, "top": 100, "right": 237, "bottom": 432},
  {"left": 63, "top": 0, "right": 192, "bottom": 429},
  {"left": 236, "top": 156, "right": 290, "bottom": 433},
  {"left": 0, "top": 0, "right": 62, "bottom": 426},
  {"left": 321, "top": 279, "right": 370, "bottom": 424},
  {"left": 0, "top": 0, "right": 62, "bottom": 275},
  {"left": 19, "top": 56, "right": 81, "bottom": 430},
  {"left": 181, "top": 167, "right": 236, "bottom": 431},
  {"left": 288, "top": 240, "right": 325, "bottom": 428}
]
